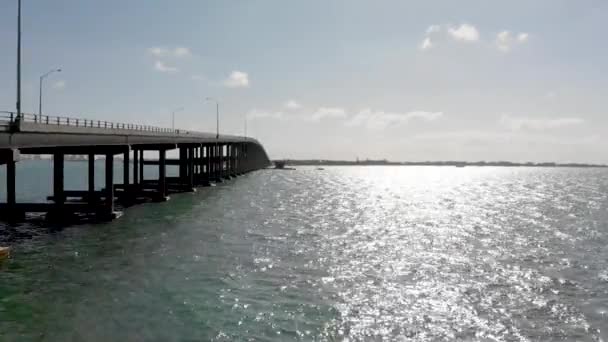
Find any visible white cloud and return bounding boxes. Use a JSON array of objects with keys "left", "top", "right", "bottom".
[
  {"left": 223, "top": 71, "right": 250, "bottom": 88},
  {"left": 52, "top": 80, "right": 66, "bottom": 90},
  {"left": 148, "top": 47, "right": 192, "bottom": 58},
  {"left": 517, "top": 33, "right": 529, "bottom": 42},
  {"left": 284, "top": 100, "right": 301, "bottom": 110},
  {"left": 420, "top": 25, "right": 442, "bottom": 50},
  {"left": 420, "top": 37, "right": 433, "bottom": 51},
  {"left": 148, "top": 47, "right": 167, "bottom": 57},
  {"left": 174, "top": 47, "right": 192, "bottom": 57},
  {"left": 426, "top": 25, "right": 441, "bottom": 34},
  {"left": 347, "top": 109, "right": 443, "bottom": 130},
  {"left": 154, "top": 60, "right": 178, "bottom": 73},
  {"left": 495, "top": 31, "right": 529, "bottom": 52},
  {"left": 246, "top": 109, "right": 284, "bottom": 120},
  {"left": 447, "top": 24, "right": 479, "bottom": 42},
  {"left": 311, "top": 107, "right": 347, "bottom": 122},
  {"left": 191, "top": 74, "right": 206, "bottom": 81},
  {"left": 500, "top": 114, "right": 584, "bottom": 130},
  {"left": 496, "top": 31, "right": 512, "bottom": 52}
]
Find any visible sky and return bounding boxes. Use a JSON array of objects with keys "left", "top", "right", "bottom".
[{"left": 0, "top": 0, "right": 607, "bottom": 163}]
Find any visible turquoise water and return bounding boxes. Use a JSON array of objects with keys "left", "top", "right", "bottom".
[{"left": 2, "top": 165, "right": 608, "bottom": 341}]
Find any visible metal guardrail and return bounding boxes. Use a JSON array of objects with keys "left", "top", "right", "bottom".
[{"left": 0, "top": 111, "right": 185, "bottom": 134}]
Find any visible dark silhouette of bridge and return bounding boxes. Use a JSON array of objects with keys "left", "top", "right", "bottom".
[{"left": 0, "top": 112, "right": 271, "bottom": 222}]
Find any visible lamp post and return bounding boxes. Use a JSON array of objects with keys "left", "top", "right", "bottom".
[
  {"left": 205, "top": 97, "right": 219, "bottom": 139},
  {"left": 16, "top": 0, "right": 21, "bottom": 120},
  {"left": 39, "top": 68, "right": 62, "bottom": 116},
  {"left": 171, "top": 107, "right": 184, "bottom": 131}
]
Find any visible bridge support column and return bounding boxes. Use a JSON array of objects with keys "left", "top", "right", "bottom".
[
  {"left": 177, "top": 146, "right": 195, "bottom": 192},
  {"left": 179, "top": 147, "right": 187, "bottom": 185},
  {"left": 123, "top": 150, "right": 130, "bottom": 188},
  {"left": 223, "top": 144, "right": 230, "bottom": 180},
  {"left": 139, "top": 150, "right": 144, "bottom": 183},
  {"left": 6, "top": 158, "right": 16, "bottom": 208},
  {"left": 96, "top": 153, "right": 119, "bottom": 220},
  {"left": 235, "top": 144, "right": 241, "bottom": 175},
  {"left": 192, "top": 146, "right": 198, "bottom": 184},
  {"left": 241, "top": 143, "right": 248, "bottom": 174},
  {"left": 53, "top": 152, "right": 65, "bottom": 207},
  {"left": 224, "top": 144, "right": 228, "bottom": 178},
  {"left": 188, "top": 147, "right": 195, "bottom": 190},
  {"left": 203, "top": 145, "right": 211, "bottom": 186},
  {"left": 196, "top": 145, "right": 205, "bottom": 185},
  {"left": 230, "top": 144, "right": 237, "bottom": 177},
  {"left": 213, "top": 143, "right": 222, "bottom": 183},
  {"left": 157, "top": 149, "right": 168, "bottom": 201},
  {"left": 211, "top": 144, "right": 216, "bottom": 181},
  {"left": 207, "top": 145, "right": 212, "bottom": 181},
  {"left": 226, "top": 144, "right": 232, "bottom": 178},
  {"left": 122, "top": 149, "right": 132, "bottom": 204},
  {"left": 3, "top": 151, "right": 24, "bottom": 222},
  {"left": 88, "top": 153, "right": 95, "bottom": 204},
  {"left": 133, "top": 149, "right": 139, "bottom": 185},
  {"left": 46, "top": 152, "right": 67, "bottom": 222},
  {"left": 232, "top": 145, "right": 238, "bottom": 175}
]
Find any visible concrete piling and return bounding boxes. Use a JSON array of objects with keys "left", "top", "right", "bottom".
[{"left": 0, "top": 137, "right": 270, "bottom": 224}]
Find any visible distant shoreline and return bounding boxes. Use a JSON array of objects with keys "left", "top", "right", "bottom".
[{"left": 276, "top": 160, "right": 607, "bottom": 168}]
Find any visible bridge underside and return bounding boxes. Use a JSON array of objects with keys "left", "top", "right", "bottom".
[{"left": 0, "top": 120, "right": 271, "bottom": 223}]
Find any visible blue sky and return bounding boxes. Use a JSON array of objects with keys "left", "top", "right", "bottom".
[{"left": 1, "top": 0, "right": 607, "bottom": 162}]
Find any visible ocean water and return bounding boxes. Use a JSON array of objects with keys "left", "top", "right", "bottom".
[{"left": 1, "top": 165, "right": 608, "bottom": 341}]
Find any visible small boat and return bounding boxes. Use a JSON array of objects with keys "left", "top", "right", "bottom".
[
  {"left": 316, "top": 167, "right": 325, "bottom": 170},
  {"left": 0, "top": 247, "right": 10, "bottom": 261}
]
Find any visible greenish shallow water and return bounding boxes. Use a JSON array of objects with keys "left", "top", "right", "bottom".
[{"left": 2, "top": 165, "right": 608, "bottom": 341}]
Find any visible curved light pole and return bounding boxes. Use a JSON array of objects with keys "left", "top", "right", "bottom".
[
  {"left": 205, "top": 97, "right": 219, "bottom": 139},
  {"left": 39, "top": 68, "right": 61, "bottom": 116},
  {"left": 171, "top": 106, "right": 184, "bottom": 130}
]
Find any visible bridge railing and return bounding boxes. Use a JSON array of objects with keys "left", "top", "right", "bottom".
[{"left": 0, "top": 111, "right": 184, "bottom": 134}]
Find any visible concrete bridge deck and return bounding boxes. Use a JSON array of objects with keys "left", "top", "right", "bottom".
[{"left": 0, "top": 112, "right": 271, "bottom": 223}]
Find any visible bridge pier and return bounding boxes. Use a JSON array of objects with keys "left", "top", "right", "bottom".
[
  {"left": 195, "top": 145, "right": 209, "bottom": 186},
  {"left": 225, "top": 144, "right": 232, "bottom": 179},
  {"left": 88, "top": 153, "right": 95, "bottom": 199},
  {"left": 158, "top": 149, "right": 168, "bottom": 201},
  {"left": 41, "top": 147, "right": 125, "bottom": 222},
  {"left": 99, "top": 153, "right": 119, "bottom": 220},
  {"left": 0, "top": 117, "right": 271, "bottom": 226},
  {"left": 53, "top": 152, "right": 65, "bottom": 208},
  {"left": 212, "top": 143, "right": 222, "bottom": 183},
  {"left": 202, "top": 144, "right": 211, "bottom": 186},
  {"left": 175, "top": 145, "right": 195, "bottom": 192},
  {"left": 123, "top": 150, "right": 130, "bottom": 189},
  {"left": 230, "top": 144, "right": 237, "bottom": 177},
  {"left": 0, "top": 149, "right": 24, "bottom": 222},
  {"left": 188, "top": 146, "right": 195, "bottom": 189},
  {"left": 6, "top": 160, "right": 18, "bottom": 217},
  {"left": 139, "top": 149, "right": 144, "bottom": 185},
  {"left": 133, "top": 149, "right": 139, "bottom": 185}
]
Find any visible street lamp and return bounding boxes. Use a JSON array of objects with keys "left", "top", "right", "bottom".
[
  {"left": 39, "top": 68, "right": 61, "bottom": 116},
  {"left": 205, "top": 97, "right": 219, "bottom": 139},
  {"left": 171, "top": 107, "right": 184, "bottom": 130},
  {"left": 16, "top": 0, "right": 21, "bottom": 119}
]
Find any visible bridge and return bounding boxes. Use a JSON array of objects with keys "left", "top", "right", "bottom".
[{"left": 0, "top": 111, "right": 271, "bottom": 222}]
